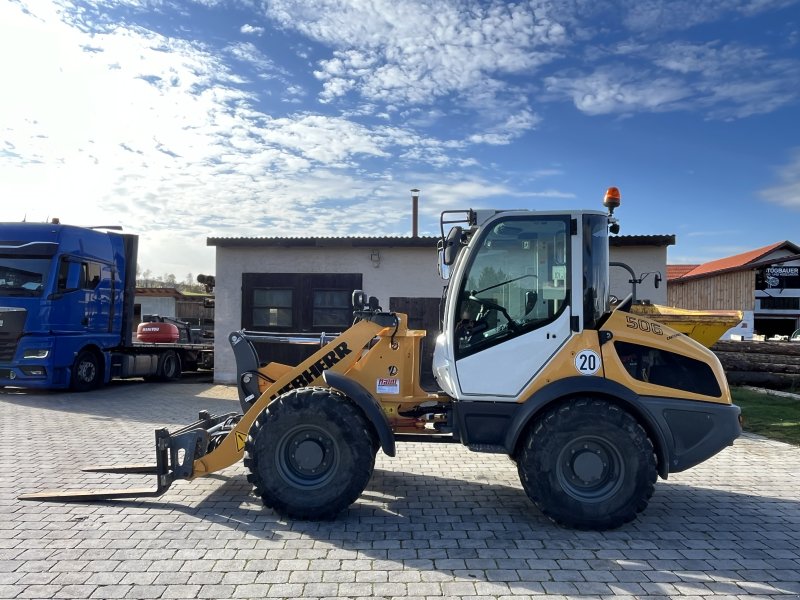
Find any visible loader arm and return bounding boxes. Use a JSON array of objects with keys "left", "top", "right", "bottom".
[{"left": 191, "top": 318, "right": 386, "bottom": 477}]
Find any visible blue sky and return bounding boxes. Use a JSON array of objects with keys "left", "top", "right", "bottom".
[{"left": 2, "top": 0, "right": 799, "bottom": 277}]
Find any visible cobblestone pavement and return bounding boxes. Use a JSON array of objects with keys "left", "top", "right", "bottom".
[{"left": 1, "top": 381, "right": 799, "bottom": 600}]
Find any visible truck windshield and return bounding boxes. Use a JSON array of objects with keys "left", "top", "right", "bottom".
[{"left": 0, "top": 257, "right": 51, "bottom": 296}]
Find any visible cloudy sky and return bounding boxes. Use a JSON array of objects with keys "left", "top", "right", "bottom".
[{"left": 2, "top": 0, "right": 799, "bottom": 278}]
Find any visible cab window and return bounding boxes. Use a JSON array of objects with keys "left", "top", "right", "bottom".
[{"left": 455, "top": 216, "right": 570, "bottom": 358}]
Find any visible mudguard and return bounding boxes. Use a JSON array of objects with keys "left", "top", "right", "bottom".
[
  {"left": 505, "top": 377, "right": 671, "bottom": 479},
  {"left": 323, "top": 370, "right": 396, "bottom": 457}
]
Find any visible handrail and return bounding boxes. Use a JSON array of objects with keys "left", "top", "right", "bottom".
[{"left": 239, "top": 330, "right": 341, "bottom": 347}]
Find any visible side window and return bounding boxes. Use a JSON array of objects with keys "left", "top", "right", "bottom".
[
  {"left": 84, "top": 262, "right": 102, "bottom": 290},
  {"left": 455, "top": 216, "right": 570, "bottom": 358},
  {"left": 56, "top": 258, "right": 87, "bottom": 290},
  {"left": 614, "top": 341, "right": 721, "bottom": 397},
  {"left": 57, "top": 259, "right": 69, "bottom": 291},
  {"left": 252, "top": 289, "right": 293, "bottom": 328}
]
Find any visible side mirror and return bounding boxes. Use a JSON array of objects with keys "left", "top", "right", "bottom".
[
  {"left": 525, "top": 291, "right": 538, "bottom": 314},
  {"left": 443, "top": 226, "right": 463, "bottom": 266},
  {"left": 352, "top": 290, "right": 366, "bottom": 310},
  {"left": 67, "top": 262, "right": 81, "bottom": 289},
  {"left": 437, "top": 249, "right": 451, "bottom": 280}
]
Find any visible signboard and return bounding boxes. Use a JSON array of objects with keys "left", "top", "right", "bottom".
[{"left": 756, "top": 266, "right": 800, "bottom": 290}]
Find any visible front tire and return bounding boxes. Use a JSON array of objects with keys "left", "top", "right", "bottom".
[
  {"left": 70, "top": 350, "right": 102, "bottom": 392},
  {"left": 518, "top": 398, "right": 657, "bottom": 530},
  {"left": 244, "top": 387, "right": 377, "bottom": 520}
]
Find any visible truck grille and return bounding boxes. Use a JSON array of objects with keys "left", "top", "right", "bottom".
[{"left": 0, "top": 308, "right": 26, "bottom": 362}]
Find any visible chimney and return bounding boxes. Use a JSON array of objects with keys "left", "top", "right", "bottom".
[{"left": 410, "top": 188, "right": 420, "bottom": 237}]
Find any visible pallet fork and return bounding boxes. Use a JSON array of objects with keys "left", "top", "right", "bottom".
[{"left": 18, "top": 411, "right": 239, "bottom": 502}]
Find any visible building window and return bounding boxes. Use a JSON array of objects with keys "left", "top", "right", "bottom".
[
  {"left": 252, "top": 289, "right": 293, "bottom": 327},
  {"left": 242, "top": 272, "right": 362, "bottom": 332},
  {"left": 759, "top": 296, "right": 800, "bottom": 310},
  {"left": 313, "top": 290, "right": 352, "bottom": 328}
]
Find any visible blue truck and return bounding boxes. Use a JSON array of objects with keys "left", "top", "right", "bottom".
[{"left": 0, "top": 221, "right": 213, "bottom": 390}]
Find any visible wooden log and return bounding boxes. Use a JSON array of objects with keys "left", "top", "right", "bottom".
[
  {"left": 717, "top": 359, "right": 800, "bottom": 374},
  {"left": 712, "top": 340, "right": 800, "bottom": 356},
  {"left": 724, "top": 371, "right": 800, "bottom": 388},
  {"left": 714, "top": 352, "right": 800, "bottom": 368}
]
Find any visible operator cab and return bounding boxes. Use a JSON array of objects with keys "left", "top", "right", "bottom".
[{"left": 433, "top": 190, "right": 620, "bottom": 401}]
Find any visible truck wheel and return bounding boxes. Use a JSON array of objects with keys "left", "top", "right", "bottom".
[
  {"left": 517, "top": 398, "right": 657, "bottom": 530},
  {"left": 244, "top": 387, "right": 376, "bottom": 520},
  {"left": 70, "top": 350, "right": 102, "bottom": 392},
  {"left": 158, "top": 350, "right": 182, "bottom": 381}
]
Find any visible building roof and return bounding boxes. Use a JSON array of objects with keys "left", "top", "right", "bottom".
[
  {"left": 669, "top": 240, "right": 800, "bottom": 282},
  {"left": 208, "top": 233, "right": 675, "bottom": 248},
  {"left": 135, "top": 287, "right": 184, "bottom": 298},
  {"left": 666, "top": 264, "right": 699, "bottom": 280},
  {"left": 207, "top": 236, "right": 439, "bottom": 248},
  {"left": 609, "top": 234, "right": 675, "bottom": 247}
]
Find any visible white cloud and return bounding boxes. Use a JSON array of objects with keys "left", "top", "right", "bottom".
[
  {"left": 620, "top": 0, "right": 799, "bottom": 32},
  {"left": 467, "top": 110, "right": 541, "bottom": 145},
  {"left": 225, "top": 41, "right": 284, "bottom": 78},
  {"left": 0, "top": 1, "right": 472, "bottom": 272},
  {"left": 544, "top": 67, "right": 690, "bottom": 116},
  {"left": 545, "top": 39, "right": 800, "bottom": 119},
  {"left": 240, "top": 23, "right": 265, "bottom": 35},
  {"left": 265, "top": 0, "right": 565, "bottom": 124},
  {"left": 760, "top": 149, "right": 800, "bottom": 209}
]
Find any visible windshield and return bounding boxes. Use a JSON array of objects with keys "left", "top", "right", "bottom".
[{"left": 0, "top": 256, "right": 52, "bottom": 296}]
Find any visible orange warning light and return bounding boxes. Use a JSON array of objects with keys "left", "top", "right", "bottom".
[{"left": 603, "top": 186, "right": 621, "bottom": 210}]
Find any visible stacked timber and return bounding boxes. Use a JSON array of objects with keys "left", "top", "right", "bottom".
[{"left": 712, "top": 340, "right": 800, "bottom": 389}]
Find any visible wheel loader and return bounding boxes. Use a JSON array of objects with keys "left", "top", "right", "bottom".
[{"left": 20, "top": 188, "right": 742, "bottom": 530}]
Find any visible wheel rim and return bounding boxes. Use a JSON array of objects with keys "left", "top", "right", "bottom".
[
  {"left": 77, "top": 357, "right": 96, "bottom": 384},
  {"left": 556, "top": 435, "right": 624, "bottom": 503},
  {"left": 275, "top": 424, "right": 340, "bottom": 489}
]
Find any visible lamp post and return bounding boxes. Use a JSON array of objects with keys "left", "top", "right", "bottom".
[{"left": 410, "top": 188, "right": 420, "bottom": 238}]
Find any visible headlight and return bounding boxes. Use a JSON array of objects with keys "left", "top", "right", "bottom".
[{"left": 23, "top": 349, "right": 50, "bottom": 359}]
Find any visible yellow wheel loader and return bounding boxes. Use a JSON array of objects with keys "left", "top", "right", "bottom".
[{"left": 21, "top": 189, "right": 741, "bottom": 530}]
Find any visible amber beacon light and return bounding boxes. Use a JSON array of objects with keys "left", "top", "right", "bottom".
[{"left": 603, "top": 186, "right": 621, "bottom": 214}]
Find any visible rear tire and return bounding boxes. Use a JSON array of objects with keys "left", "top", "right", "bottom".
[
  {"left": 70, "top": 350, "right": 102, "bottom": 392},
  {"left": 158, "top": 350, "right": 182, "bottom": 381},
  {"left": 517, "top": 398, "right": 657, "bottom": 530},
  {"left": 244, "top": 387, "right": 376, "bottom": 520}
]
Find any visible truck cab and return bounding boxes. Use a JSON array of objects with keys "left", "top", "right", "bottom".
[{"left": 0, "top": 222, "right": 133, "bottom": 389}]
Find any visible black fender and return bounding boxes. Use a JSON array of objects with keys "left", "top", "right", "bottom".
[
  {"left": 504, "top": 377, "right": 671, "bottom": 479},
  {"left": 323, "top": 370, "right": 396, "bottom": 457},
  {"left": 229, "top": 331, "right": 261, "bottom": 413}
]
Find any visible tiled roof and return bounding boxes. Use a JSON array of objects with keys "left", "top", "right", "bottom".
[
  {"left": 666, "top": 265, "right": 699, "bottom": 280},
  {"left": 670, "top": 241, "right": 800, "bottom": 281}
]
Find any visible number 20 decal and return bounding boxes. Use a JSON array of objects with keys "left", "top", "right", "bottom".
[
  {"left": 625, "top": 315, "right": 663, "bottom": 335},
  {"left": 575, "top": 349, "right": 601, "bottom": 376}
]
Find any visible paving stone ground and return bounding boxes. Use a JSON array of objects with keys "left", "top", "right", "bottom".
[{"left": 1, "top": 380, "right": 799, "bottom": 599}]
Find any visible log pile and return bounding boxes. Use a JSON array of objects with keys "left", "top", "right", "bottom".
[{"left": 711, "top": 340, "right": 800, "bottom": 389}]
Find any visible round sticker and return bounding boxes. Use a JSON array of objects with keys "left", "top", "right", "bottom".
[{"left": 575, "top": 349, "right": 601, "bottom": 376}]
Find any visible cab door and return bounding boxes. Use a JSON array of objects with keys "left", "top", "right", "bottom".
[{"left": 453, "top": 215, "right": 573, "bottom": 398}]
